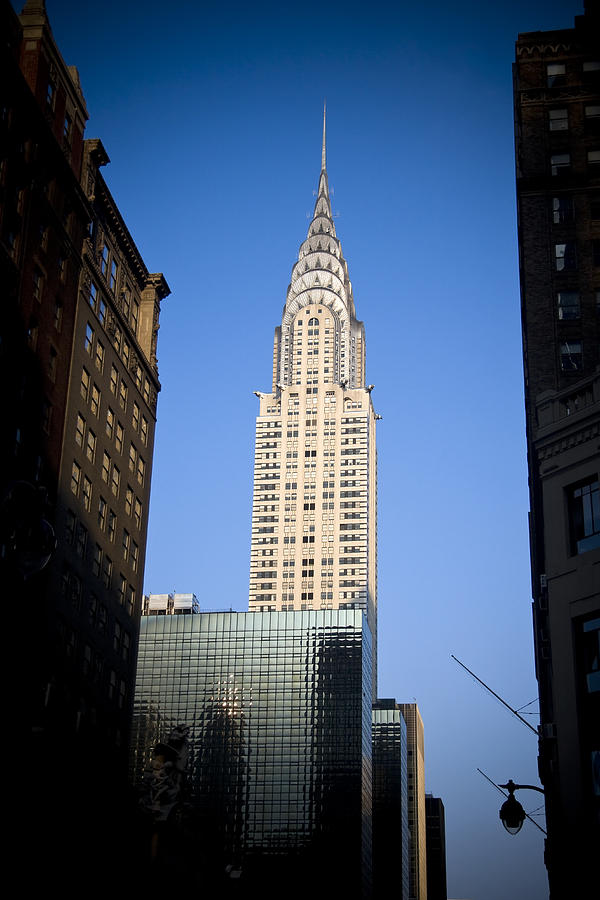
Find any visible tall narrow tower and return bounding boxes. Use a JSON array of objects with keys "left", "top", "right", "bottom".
[{"left": 248, "top": 111, "right": 378, "bottom": 666}]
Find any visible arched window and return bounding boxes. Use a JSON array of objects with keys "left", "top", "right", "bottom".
[{"left": 308, "top": 317, "right": 319, "bottom": 326}]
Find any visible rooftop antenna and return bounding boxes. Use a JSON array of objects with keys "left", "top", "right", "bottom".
[{"left": 322, "top": 100, "right": 327, "bottom": 171}]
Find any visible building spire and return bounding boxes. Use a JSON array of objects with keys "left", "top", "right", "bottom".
[{"left": 322, "top": 101, "right": 327, "bottom": 172}]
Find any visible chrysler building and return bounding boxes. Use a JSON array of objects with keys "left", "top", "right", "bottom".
[{"left": 249, "top": 112, "right": 378, "bottom": 658}]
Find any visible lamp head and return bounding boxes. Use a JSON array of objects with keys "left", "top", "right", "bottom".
[{"left": 499, "top": 794, "right": 526, "bottom": 835}]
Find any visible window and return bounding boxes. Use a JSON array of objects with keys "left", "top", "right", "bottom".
[
  {"left": 137, "top": 456, "right": 145, "bottom": 486},
  {"left": 128, "top": 443, "right": 136, "bottom": 472},
  {"left": 122, "top": 529, "right": 130, "bottom": 561},
  {"left": 115, "top": 422, "right": 123, "bottom": 454},
  {"left": 583, "top": 60, "right": 600, "bottom": 82},
  {"left": 82, "top": 476, "right": 92, "bottom": 512},
  {"left": 100, "top": 243, "right": 109, "bottom": 276},
  {"left": 98, "top": 497, "right": 107, "bottom": 531},
  {"left": 132, "top": 402, "right": 140, "bottom": 431},
  {"left": 549, "top": 108, "right": 568, "bottom": 131},
  {"left": 551, "top": 153, "right": 570, "bottom": 176},
  {"left": 71, "top": 461, "right": 81, "bottom": 496},
  {"left": 108, "top": 509, "right": 116, "bottom": 542},
  {"left": 119, "top": 379, "right": 128, "bottom": 411},
  {"left": 84, "top": 323, "right": 94, "bottom": 354},
  {"left": 102, "top": 451, "right": 110, "bottom": 483},
  {"left": 558, "top": 291, "right": 580, "bottom": 320},
  {"left": 547, "top": 63, "right": 566, "bottom": 87},
  {"left": 110, "top": 365, "right": 118, "bottom": 395},
  {"left": 81, "top": 368, "right": 90, "bottom": 401},
  {"left": 75, "top": 414, "right": 85, "bottom": 447},
  {"left": 552, "top": 195, "right": 573, "bottom": 224},
  {"left": 585, "top": 105, "right": 600, "bottom": 133},
  {"left": 140, "top": 416, "right": 148, "bottom": 446},
  {"left": 92, "top": 544, "right": 102, "bottom": 577},
  {"left": 86, "top": 429, "right": 96, "bottom": 463},
  {"left": 90, "top": 384, "right": 100, "bottom": 417},
  {"left": 106, "top": 407, "right": 114, "bottom": 438},
  {"left": 125, "top": 486, "right": 133, "bottom": 516},
  {"left": 131, "top": 299, "right": 139, "bottom": 333},
  {"left": 560, "top": 340, "right": 583, "bottom": 371},
  {"left": 98, "top": 298, "right": 106, "bottom": 325},
  {"left": 32, "top": 269, "right": 44, "bottom": 303},
  {"left": 102, "top": 555, "right": 112, "bottom": 589},
  {"left": 134, "top": 498, "right": 142, "bottom": 529},
  {"left": 46, "top": 80, "right": 56, "bottom": 109},
  {"left": 131, "top": 541, "right": 138, "bottom": 572},
  {"left": 63, "top": 112, "right": 72, "bottom": 143},
  {"left": 111, "top": 465, "right": 120, "bottom": 497},
  {"left": 89, "top": 282, "right": 98, "bottom": 310},
  {"left": 568, "top": 478, "right": 600, "bottom": 554},
  {"left": 555, "top": 242, "right": 576, "bottom": 271},
  {"left": 110, "top": 258, "right": 118, "bottom": 292},
  {"left": 95, "top": 340, "right": 105, "bottom": 372}
]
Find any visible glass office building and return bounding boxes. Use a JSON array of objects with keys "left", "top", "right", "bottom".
[
  {"left": 372, "top": 701, "right": 410, "bottom": 900},
  {"left": 131, "top": 608, "right": 373, "bottom": 897}
]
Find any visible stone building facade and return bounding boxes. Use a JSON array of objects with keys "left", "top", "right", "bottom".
[{"left": 514, "top": 2, "right": 599, "bottom": 895}]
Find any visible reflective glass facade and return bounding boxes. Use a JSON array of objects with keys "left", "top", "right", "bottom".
[
  {"left": 131, "top": 609, "right": 373, "bottom": 897},
  {"left": 372, "top": 702, "right": 410, "bottom": 900}
]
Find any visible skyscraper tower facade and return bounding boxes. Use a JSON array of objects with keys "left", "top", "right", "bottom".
[
  {"left": 249, "top": 113, "right": 378, "bottom": 672},
  {"left": 514, "top": 3, "right": 599, "bottom": 895}
]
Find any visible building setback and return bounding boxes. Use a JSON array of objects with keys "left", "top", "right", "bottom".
[
  {"left": 131, "top": 607, "right": 373, "bottom": 898},
  {"left": 0, "top": 0, "right": 168, "bottom": 887},
  {"left": 513, "top": 2, "right": 599, "bottom": 895}
]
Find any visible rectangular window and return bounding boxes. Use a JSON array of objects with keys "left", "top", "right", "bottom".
[
  {"left": 110, "top": 259, "right": 118, "bottom": 292},
  {"left": 91, "top": 384, "right": 101, "bottom": 417},
  {"left": 115, "top": 422, "right": 123, "bottom": 454},
  {"left": 552, "top": 195, "right": 573, "bottom": 224},
  {"left": 102, "top": 554, "right": 112, "bottom": 589},
  {"left": 555, "top": 242, "right": 576, "bottom": 271},
  {"left": 118, "top": 574, "right": 126, "bottom": 606},
  {"left": 122, "top": 529, "right": 130, "bottom": 561},
  {"left": 89, "top": 282, "right": 98, "bottom": 310},
  {"left": 81, "top": 368, "right": 91, "bottom": 402},
  {"left": 102, "top": 451, "right": 110, "bottom": 483},
  {"left": 588, "top": 150, "right": 600, "bottom": 167},
  {"left": 131, "top": 299, "right": 139, "bottom": 333},
  {"left": 110, "top": 365, "right": 118, "bottom": 395},
  {"left": 140, "top": 416, "right": 148, "bottom": 446},
  {"left": 82, "top": 476, "right": 92, "bottom": 511},
  {"left": 560, "top": 340, "right": 583, "bottom": 371},
  {"left": 106, "top": 407, "right": 114, "bottom": 439},
  {"left": 568, "top": 478, "right": 600, "bottom": 554},
  {"left": 99, "top": 299, "right": 106, "bottom": 325},
  {"left": 131, "top": 541, "right": 138, "bottom": 572},
  {"left": 558, "top": 291, "right": 580, "bottom": 320},
  {"left": 86, "top": 429, "right": 96, "bottom": 463},
  {"left": 549, "top": 108, "right": 568, "bottom": 131},
  {"left": 132, "top": 402, "right": 140, "bottom": 432},
  {"left": 585, "top": 105, "right": 600, "bottom": 133},
  {"left": 84, "top": 323, "right": 94, "bottom": 354},
  {"left": 98, "top": 497, "right": 107, "bottom": 531},
  {"left": 75, "top": 413, "right": 85, "bottom": 447},
  {"left": 125, "top": 486, "right": 133, "bottom": 516},
  {"left": 100, "top": 243, "right": 109, "bottom": 276},
  {"left": 108, "top": 509, "right": 116, "bottom": 542},
  {"left": 128, "top": 443, "right": 136, "bottom": 472},
  {"left": 92, "top": 544, "right": 102, "bottom": 577},
  {"left": 551, "top": 153, "right": 570, "bottom": 176},
  {"left": 134, "top": 498, "right": 142, "bottom": 529},
  {"left": 71, "top": 461, "right": 81, "bottom": 496},
  {"left": 547, "top": 63, "right": 566, "bottom": 87},
  {"left": 111, "top": 465, "right": 120, "bottom": 498},
  {"left": 95, "top": 340, "right": 105, "bottom": 372}
]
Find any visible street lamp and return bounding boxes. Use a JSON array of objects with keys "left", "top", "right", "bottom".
[{"left": 498, "top": 779, "right": 545, "bottom": 835}]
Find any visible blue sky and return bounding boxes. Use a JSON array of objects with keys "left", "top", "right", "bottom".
[{"left": 31, "top": 1, "right": 583, "bottom": 896}]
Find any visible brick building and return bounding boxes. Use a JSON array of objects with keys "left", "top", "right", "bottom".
[
  {"left": 1, "top": 0, "right": 169, "bottom": 886},
  {"left": 514, "top": 2, "right": 599, "bottom": 895}
]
